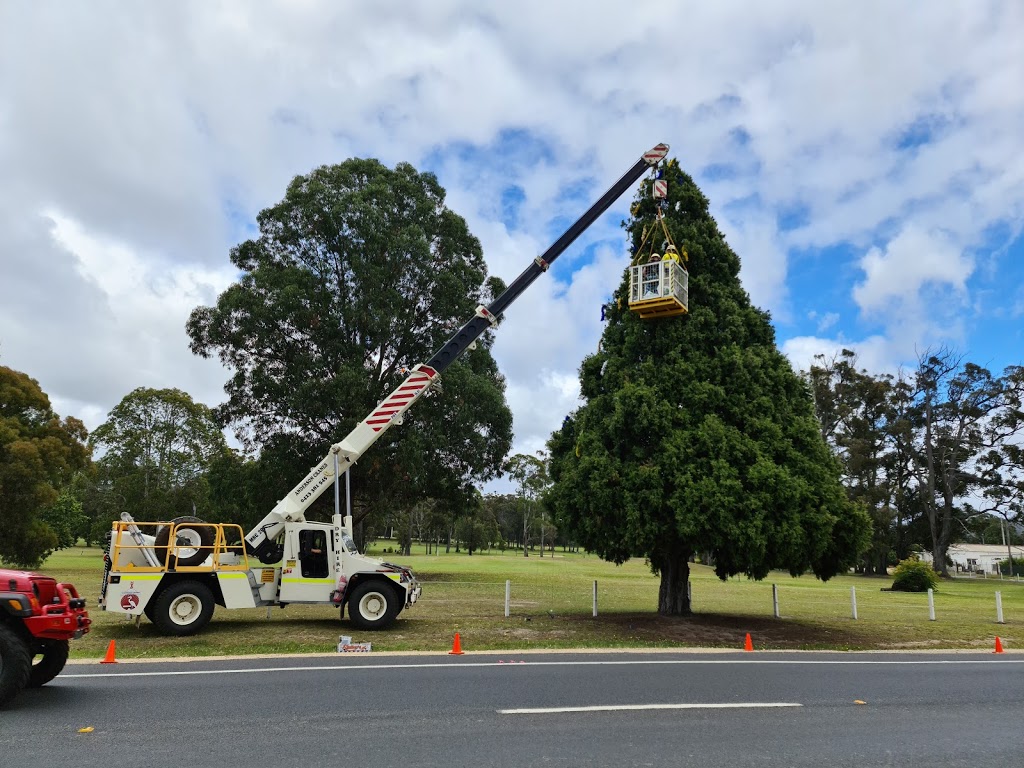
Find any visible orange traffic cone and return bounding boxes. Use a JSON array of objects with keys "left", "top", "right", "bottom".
[
  {"left": 994, "top": 636, "right": 1005, "bottom": 654},
  {"left": 744, "top": 633, "right": 754, "bottom": 652},
  {"left": 449, "top": 632, "right": 464, "bottom": 655},
  {"left": 100, "top": 639, "right": 118, "bottom": 664}
]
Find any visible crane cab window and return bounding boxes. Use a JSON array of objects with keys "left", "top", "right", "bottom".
[{"left": 299, "top": 530, "right": 329, "bottom": 578}]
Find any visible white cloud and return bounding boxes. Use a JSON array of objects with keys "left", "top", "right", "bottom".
[
  {"left": 853, "top": 225, "right": 973, "bottom": 313},
  {"left": 781, "top": 334, "right": 899, "bottom": 377},
  {"left": 848, "top": 225, "right": 974, "bottom": 357},
  {"left": 0, "top": 0, "right": 1021, "bottom": 468},
  {"left": 816, "top": 312, "right": 840, "bottom": 334},
  {"left": 0, "top": 208, "right": 236, "bottom": 428}
]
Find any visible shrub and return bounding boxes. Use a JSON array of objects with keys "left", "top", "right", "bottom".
[
  {"left": 999, "top": 557, "right": 1024, "bottom": 576},
  {"left": 891, "top": 557, "right": 939, "bottom": 592}
]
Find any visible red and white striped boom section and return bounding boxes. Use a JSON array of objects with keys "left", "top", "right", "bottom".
[{"left": 245, "top": 364, "right": 440, "bottom": 548}]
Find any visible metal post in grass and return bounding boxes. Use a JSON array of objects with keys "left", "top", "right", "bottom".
[
  {"left": 687, "top": 580, "right": 692, "bottom": 606},
  {"left": 851, "top": 586, "right": 858, "bottom": 620},
  {"left": 505, "top": 579, "right": 511, "bottom": 618},
  {"left": 593, "top": 580, "right": 598, "bottom": 618},
  {"left": 996, "top": 591, "right": 1004, "bottom": 624},
  {"left": 928, "top": 588, "right": 936, "bottom": 621},
  {"left": 772, "top": 583, "right": 780, "bottom": 619}
]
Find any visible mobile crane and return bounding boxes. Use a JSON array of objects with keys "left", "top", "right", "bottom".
[{"left": 99, "top": 142, "right": 670, "bottom": 636}]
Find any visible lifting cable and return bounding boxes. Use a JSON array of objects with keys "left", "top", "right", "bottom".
[{"left": 630, "top": 165, "right": 685, "bottom": 266}]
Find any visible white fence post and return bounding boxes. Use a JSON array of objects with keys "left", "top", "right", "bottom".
[
  {"left": 772, "top": 583, "right": 780, "bottom": 618},
  {"left": 687, "top": 580, "right": 692, "bottom": 607},
  {"left": 928, "top": 588, "right": 936, "bottom": 621},
  {"left": 593, "top": 580, "right": 598, "bottom": 617},
  {"left": 996, "top": 591, "right": 1005, "bottom": 624},
  {"left": 851, "top": 586, "right": 858, "bottom": 620},
  {"left": 504, "top": 579, "right": 510, "bottom": 618}
]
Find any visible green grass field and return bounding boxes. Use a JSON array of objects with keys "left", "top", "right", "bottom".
[{"left": 37, "top": 545, "right": 1023, "bottom": 659}]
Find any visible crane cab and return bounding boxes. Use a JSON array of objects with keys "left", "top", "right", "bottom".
[{"left": 628, "top": 259, "right": 688, "bottom": 318}]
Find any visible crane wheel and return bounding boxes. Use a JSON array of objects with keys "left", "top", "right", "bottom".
[
  {"left": 154, "top": 516, "right": 215, "bottom": 568},
  {"left": 347, "top": 580, "right": 401, "bottom": 631},
  {"left": 151, "top": 581, "right": 215, "bottom": 636}
]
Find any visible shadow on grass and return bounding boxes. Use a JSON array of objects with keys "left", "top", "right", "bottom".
[{"left": 595, "top": 612, "right": 883, "bottom": 650}]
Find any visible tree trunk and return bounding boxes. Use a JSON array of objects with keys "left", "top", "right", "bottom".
[
  {"left": 657, "top": 547, "right": 692, "bottom": 616},
  {"left": 522, "top": 509, "right": 529, "bottom": 557},
  {"left": 934, "top": 541, "right": 948, "bottom": 577},
  {"left": 402, "top": 513, "right": 413, "bottom": 557}
]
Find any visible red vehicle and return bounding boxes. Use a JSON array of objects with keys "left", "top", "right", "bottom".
[{"left": 0, "top": 568, "right": 91, "bottom": 707}]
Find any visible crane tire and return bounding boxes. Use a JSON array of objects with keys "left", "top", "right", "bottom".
[
  {"left": 28, "top": 639, "right": 69, "bottom": 688},
  {"left": 347, "top": 580, "right": 401, "bottom": 631},
  {"left": 151, "top": 581, "right": 215, "bottom": 636},
  {"left": 0, "top": 623, "right": 31, "bottom": 707},
  {"left": 154, "top": 516, "right": 214, "bottom": 568}
]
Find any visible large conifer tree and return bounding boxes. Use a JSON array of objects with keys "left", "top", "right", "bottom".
[{"left": 547, "top": 160, "right": 871, "bottom": 615}]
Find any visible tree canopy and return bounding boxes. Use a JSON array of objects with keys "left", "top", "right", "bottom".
[
  {"left": 546, "top": 160, "right": 871, "bottom": 615},
  {"left": 505, "top": 452, "right": 551, "bottom": 556},
  {"left": 187, "top": 158, "right": 513, "bottom": 532},
  {"left": 0, "top": 365, "right": 90, "bottom": 567},
  {"left": 88, "top": 387, "right": 227, "bottom": 528}
]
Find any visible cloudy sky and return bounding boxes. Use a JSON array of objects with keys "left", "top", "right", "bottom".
[{"left": 2, "top": 1, "right": 1022, "bottom": 482}]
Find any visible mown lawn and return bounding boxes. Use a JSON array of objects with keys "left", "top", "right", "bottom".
[{"left": 37, "top": 544, "right": 1023, "bottom": 659}]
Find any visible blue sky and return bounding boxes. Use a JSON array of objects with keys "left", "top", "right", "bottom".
[{"left": 1, "top": 0, "right": 1022, "bottom": 470}]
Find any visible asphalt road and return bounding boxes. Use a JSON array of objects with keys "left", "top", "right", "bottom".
[{"left": 4, "top": 651, "right": 1022, "bottom": 767}]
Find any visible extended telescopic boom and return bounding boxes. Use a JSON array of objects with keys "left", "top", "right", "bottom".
[{"left": 243, "top": 143, "right": 670, "bottom": 560}]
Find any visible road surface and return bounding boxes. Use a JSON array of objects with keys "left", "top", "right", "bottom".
[{"left": 5, "top": 651, "right": 1022, "bottom": 767}]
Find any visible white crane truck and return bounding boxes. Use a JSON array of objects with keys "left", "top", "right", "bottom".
[{"left": 98, "top": 143, "right": 670, "bottom": 636}]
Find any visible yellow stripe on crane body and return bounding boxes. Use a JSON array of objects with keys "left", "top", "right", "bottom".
[{"left": 109, "top": 573, "right": 162, "bottom": 581}]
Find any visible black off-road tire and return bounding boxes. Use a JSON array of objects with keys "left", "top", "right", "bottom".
[
  {"left": 154, "top": 516, "right": 215, "bottom": 568},
  {"left": 347, "top": 580, "right": 401, "bottom": 631},
  {"left": 0, "top": 623, "right": 32, "bottom": 708},
  {"left": 151, "top": 580, "right": 215, "bottom": 636},
  {"left": 28, "top": 639, "right": 69, "bottom": 688}
]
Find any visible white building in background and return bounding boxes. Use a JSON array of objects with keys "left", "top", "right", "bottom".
[{"left": 920, "top": 543, "right": 1024, "bottom": 574}]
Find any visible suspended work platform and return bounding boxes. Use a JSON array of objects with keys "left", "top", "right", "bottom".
[{"left": 628, "top": 260, "right": 689, "bottom": 318}]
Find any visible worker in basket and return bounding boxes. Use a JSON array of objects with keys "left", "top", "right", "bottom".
[{"left": 643, "top": 251, "right": 661, "bottom": 297}]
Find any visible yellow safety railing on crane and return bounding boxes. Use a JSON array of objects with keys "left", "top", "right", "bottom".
[{"left": 109, "top": 520, "right": 251, "bottom": 574}]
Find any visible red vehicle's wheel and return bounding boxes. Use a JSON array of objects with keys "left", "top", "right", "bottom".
[
  {"left": 28, "top": 639, "right": 69, "bottom": 688},
  {"left": 0, "top": 623, "right": 31, "bottom": 707}
]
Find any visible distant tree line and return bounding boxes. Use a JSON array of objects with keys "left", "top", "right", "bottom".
[{"left": 806, "top": 348, "right": 1024, "bottom": 576}]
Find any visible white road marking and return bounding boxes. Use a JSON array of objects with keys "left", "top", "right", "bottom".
[
  {"left": 499, "top": 702, "right": 803, "bottom": 714},
  {"left": 60, "top": 657, "right": 1024, "bottom": 680}
]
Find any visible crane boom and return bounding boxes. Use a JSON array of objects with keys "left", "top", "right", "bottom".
[{"left": 243, "top": 143, "right": 669, "bottom": 561}]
